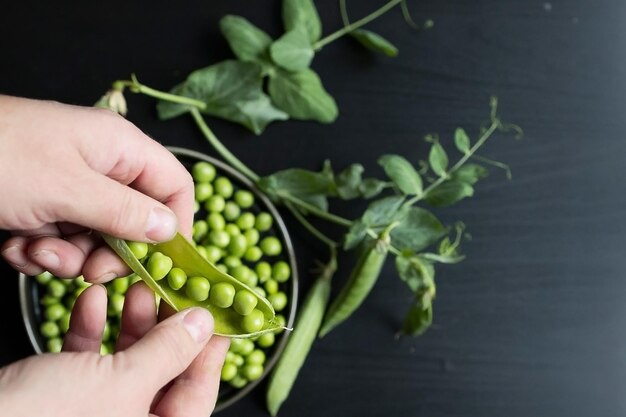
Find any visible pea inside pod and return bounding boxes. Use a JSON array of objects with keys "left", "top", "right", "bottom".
[{"left": 102, "top": 233, "right": 280, "bottom": 338}]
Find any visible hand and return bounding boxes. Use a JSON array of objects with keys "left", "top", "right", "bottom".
[
  {"left": 0, "top": 282, "right": 230, "bottom": 417},
  {"left": 0, "top": 95, "right": 194, "bottom": 282}
]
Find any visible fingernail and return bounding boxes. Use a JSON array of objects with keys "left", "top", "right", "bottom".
[
  {"left": 31, "top": 249, "right": 61, "bottom": 270},
  {"left": 146, "top": 207, "right": 177, "bottom": 242},
  {"left": 183, "top": 308, "right": 213, "bottom": 343},
  {"left": 97, "top": 272, "right": 117, "bottom": 283},
  {"left": 2, "top": 246, "right": 27, "bottom": 268}
]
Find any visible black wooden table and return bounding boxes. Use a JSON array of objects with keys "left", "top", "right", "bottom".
[{"left": 2, "top": 1, "right": 625, "bottom": 416}]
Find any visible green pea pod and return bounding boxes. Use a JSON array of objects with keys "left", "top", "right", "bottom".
[
  {"left": 318, "top": 228, "right": 391, "bottom": 338},
  {"left": 103, "top": 233, "right": 280, "bottom": 338},
  {"left": 266, "top": 258, "right": 335, "bottom": 416}
]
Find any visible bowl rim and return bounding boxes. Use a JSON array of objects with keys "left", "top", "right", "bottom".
[{"left": 18, "top": 146, "right": 299, "bottom": 413}]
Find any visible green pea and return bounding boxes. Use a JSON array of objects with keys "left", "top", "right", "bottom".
[
  {"left": 35, "top": 271, "right": 54, "bottom": 285},
  {"left": 40, "top": 321, "right": 60, "bottom": 338},
  {"left": 234, "top": 190, "right": 255, "bottom": 208},
  {"left": 255, "top": 261, "right": 272, "bottom": 282},
  {"left": 59, "top": 311, "right": 71, "bottom": 334},
  {"left": 204, "top": 245, "right": 223, "bottom": 263},
  {"left": 196, "top": 245, "right": 208, "bottom": 260},
  {"left": 243, "top": 364, "right": 264, "bottom": 381},
  {"left": 129, "top": 273, "right": 141, "bottom": 285},
  {"left": 260, "top": 236, "right": 282, "bottom": 256},
  {"left": 269, "top": 291, "right": 288, "bottom": 312},
  {"left": 40, "top": 294, "right": 59, "bottom": 307},
  {"left": 228, "top": 234, "right": 248, "bottom": 258},
  {"left": 257, "top": 332, "right": 275, "bottom": 348},
  {"left": 209, "top": 230, "right": 230, "bottom": 249},
  {"left": 214, "top": 177, "right": 234, "bottom": 198},
  {"left": 221, "top": 362, "right": 238, "bottom": 381},
  {"left": 192, "top": 161, "right": 216, "bottom": 183},
  {"left": 254, "top": 286, "right": 267, "bottom": 298},
  {"left": 232, "top": 354, "right": 245, "bottom": 367},
  {"left": 223, "top": 256, "right": 242, "bottom": 269},
  {"left": 146, "top": 252, "right": 173, "bottom": 281},
  {"left": 230, "top": 375, "right": 248, "bottom": 388},
  {"left": 210, "top": 282, "right": 236, "bottom": 308},
  {"left": 111, "top": 277, "right": 129, "bottom": 294},
  {"left": 247, "top": 349, "right": 266, "bottom": 365},
  {"left": 186, "top": 276, "right": 210, "bottom": 302},
  {"left": 109, "top": 293, "right": 125, "bottom": 316},
  {"left": 239, "top": 339, "right": 255, "bottom": 356},
  {"left": 241, "top": 309, "right": 264, "bottom": 333},
  {"left": 45, "top": 303, "right": 66, "bottom": 321},
  {"left": 233, "top": 290, "right": 258, "bottom": 316},
  {"left": 216, "top": 264, "right": 228, "bottom": 274},
  {"left": 244, "top": 246, "right": 263, "bottom": 262},
  {"left": 264, "top": 279, "right": 279, "bottom": 295},
  {"left": 127, "top": 241, "right": 149, "bottom": 260},
  {"left": 223, "top": 201, "right": 241, "bottom": 221},
  {"left": 229, "top": 338, "right": 245, "bottom": 354},
  {"left": 167, "top": 267, "right": 187, "bottom": 290},
  {"left": 272, "top": 261, "right": 291, "bottom": 283},
  {"left": 207, "top": 212, "right": 226, "bottom": 231},
  {"left": 225, "top": 351, "right": 237, "bottom": 363},
  {"left": 224, "top": 223, "right": 241, "bottom": 237},
  {"left": 193, "top": 200, "right": 200, "bottom": 213},
  {"left": 275, "top": 314, "right": 287, "bottom": 329},
  {"left": 102, "top": 321, "right": 111, "bottom": 342},
  {"left": 192, "top": 220, "right": 209, "bottom": 242},
  {"left": 236, "top": 212, "right": 255, "bottom": 230},
  {"left": 255, "top": 212, "right": 273, "bottom": 231},
  {"left": 47, "top": 337, "right": 63, "bottom": 353},
  {"left": 230, "top": 265, "right": 250, "bottom": 283},
  {"left": 243, "top": 271, "right": 258, "bottom": 288},
  {"left": 47, "top": 280, "right": 66, "bottom": 298},
  {"left": 244, "top": 229, "right": 260, "bottom": 246},
  {"left": 194, "top": 182, "right": 213, "bottom": 202},
  {"left": 205, "top": 195, "right": 226, "bottom": 213}
]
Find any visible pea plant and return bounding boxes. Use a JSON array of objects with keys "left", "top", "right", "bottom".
[{"left": 97, "top": 0, "right": 521, "bottom": 414}]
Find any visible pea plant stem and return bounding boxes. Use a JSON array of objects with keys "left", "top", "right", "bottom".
[
  {"left": 276, "top": 191, "right": 353, "bottom": 228},
  {"left": 117, "top": 79, "right": 206, "bottom": 110},
  {"left": 313, "top": 0, "right": 403, "bottom": 51},
  {"left": 284, "top": 201, "right": 338, "bottom": 249}
]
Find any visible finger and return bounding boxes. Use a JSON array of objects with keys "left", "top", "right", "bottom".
[
  {"left": 153, "top": 336, "right": 230, "bottom": 417},
  {"left": 82, "top": 246, "right": 131, "bottom": 283},
  {"left": 1, "top": 236, "right": 44, "bottom": 276},
  {"left": 116, "top": 308, "right": 214, "bottom": 392},
  {"left": 63, "top": 284, "right": 107, "bottom": 353},
  {"left": 11, "top": 223, "right": 61, "bottom": 237},
  {"left": 116, "top": 282, "right": 157, "bottom": 351},
  {"left": 26, "top": 233, "right": 99, "bottom": 278}
]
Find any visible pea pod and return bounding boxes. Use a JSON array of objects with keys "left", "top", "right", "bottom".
[
  {"left": 102, "top": 233, "right": 280, "bottom": 338},
  {"left": 318, "top": 226, "right": 393, "bottom": 338},
  {"left": 266, "top": 255, "right": 335, "bottom": 416}
]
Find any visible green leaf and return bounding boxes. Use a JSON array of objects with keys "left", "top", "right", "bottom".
[
  {"left": 297, "top": 194, "right": 328, "bottom": 212},
  {"left": 395, "top": 255, "right": 434, "bottom": 293},
  {"left": 258, "top": 168, "right": 334, "bottom": 197},
  {"left": 219, "top": 15, "right": 273, "bottom": 65},
  {"left": 335, "top": 164, "right": 364, "bottom": 200},
  {"left": 343, "top": 220, "right": 368, "bottom": 250},
  {"left": 424, "top": 180, "right": 474, "bottom": 207},
  {"left": 454, "top": 127, "right": 471, "bottom": 154},
  {"left": 362, "top": 196, "right": 405, "bottom": 228},
  {"left": 429, "top": 142, "right": 448, "bottom": 177},
  {"left": 350, "top": 29, "right": 398, "bottom": 57},
  {"left": 358, "top": 178, "right": 386, "bottom": 198},
  {"left": 390, "top": 207, "right": 446, "bottom": 253},
  {"left": 402, "top": 302, "right": 432, "bottom": 336},
  {"left": 268, "top": 69, "right": 338, "bottom": 123},
  {"left": 270, "top": 27, "right": 314, "bottom": 71},
  {"left": 157, "top": 61, "right": 287, "bottom": 134},
  {"left": 282, "top": 0, "right": 322, "bottom": 43},
  {"left": 378, "top": 154, "right": 423, "bottom": 195},
  {"left": 451, "top": 164, "right": 488, "bottom": 185}
]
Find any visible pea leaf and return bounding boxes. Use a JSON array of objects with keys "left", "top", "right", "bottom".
[
  {"left": 424, "top": 180, "right": 474, "bottom": 207},
  {"left": 270, "top": 27, "right": 314, "bottom": 71},
  {"left": 297, "top": 194, "right": 328, "bottom": 212},
  {"left": 282, "top": 0, "right": 322, "bottom": 43},
  {"left": 343, "top": 220, "right": 368, "bottom": 250},
  {"left": 335, "top": 164, "right": 364, "bottom": 200},
  {"left": 390, "top": 207, "right": 446, "bottom": 253},
  {"left": 454, "top": 127, "right": 471, "bottom": 154},
  {"left": 395, "top": 255, "right": 434, "bottom": 293},
  {"left": 451, "top": 164, "right": 488, "bottom": 185},
  {"left": 378, "top": 154, "right": 423, "bottom": 195},
  {"left": 268, "top": 69, "right": 338, "bottom": 123},
  {"left": 157, "top": 60, "right": 288, "bottom": 134},
  {"left": 402, "top": 302, "right": 433, "bottom": 336},
  {"left": 429, "top": 142, "right": 448, "bottom": 177},
  {"left": 219, "top": 15, "right": 273, "bottom": 65},
  {"left": 258, "top": 167, "right": 334, "bottom": 211},
  {"left": 361, "top": 195, "right": 405, "bottom": 228},
  {"left": 358, "top": 178, "right": 386, "bottom": 198},
  {"left": 350, "top": 29, "right": 398, "bottom": 57},
  {"left": 421, "top": 252, "right": 465, "bottom": 264}
]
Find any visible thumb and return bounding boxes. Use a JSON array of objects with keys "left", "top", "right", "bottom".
[
  {"left": 117, "top": 308, "right": 214, "bottom": 391},
  {"left": 59, "top": 170, "right": 178, "bottom": 242}
]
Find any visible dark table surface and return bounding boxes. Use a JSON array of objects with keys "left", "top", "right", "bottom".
[{"left": 2, "top": 1, "right": 625, "bottom": 416}]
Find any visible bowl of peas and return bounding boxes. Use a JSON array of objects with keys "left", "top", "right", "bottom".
[{"left": 19, "top": 146, "right": 298, "bottom": 412}]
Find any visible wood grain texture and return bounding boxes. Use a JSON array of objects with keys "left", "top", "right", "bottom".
[{"left": 1, "top": 1, "right": 625, "bottom": 416}]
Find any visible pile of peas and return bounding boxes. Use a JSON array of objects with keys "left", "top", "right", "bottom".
[{"left": 34, "top": 159, "right": 293, "bottom": 391}]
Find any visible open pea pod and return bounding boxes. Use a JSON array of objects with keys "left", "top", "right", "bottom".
[{"left": 102, "top": 233, "right": 280, "bottom": 338}]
